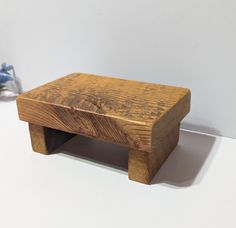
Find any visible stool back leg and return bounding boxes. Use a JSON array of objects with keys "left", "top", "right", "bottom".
[{"left": 28, "top": 123, "right": 76, "bottom": 154}]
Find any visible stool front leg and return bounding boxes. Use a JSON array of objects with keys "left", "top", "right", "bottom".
[
  {"left": 28, "top": 123, "right": 76, "bottom": 154},
  {"left": 128, "top": 149, "right": 152, "bottom": 184},
  {"left": 128, "top": 124, "right": 180, "bottom": 184}
]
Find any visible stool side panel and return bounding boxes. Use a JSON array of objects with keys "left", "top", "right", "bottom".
[
  {"left": 151, "top": 90, "right": 190, "bottom": 148},
  {"left": 17, "top": 98, "right": 156, "bottom": 151}
]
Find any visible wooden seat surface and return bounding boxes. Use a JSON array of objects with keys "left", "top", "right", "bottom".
[{"left": 17, "top": 73, "right": 190, "bottom": 151}]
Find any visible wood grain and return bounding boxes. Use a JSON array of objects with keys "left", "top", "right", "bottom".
[
  {"left": 17, "top": 73, "right": 190, "bottom": 152},
  {"left": 17, "top": 73, "right": 191, "bottom": 184}
]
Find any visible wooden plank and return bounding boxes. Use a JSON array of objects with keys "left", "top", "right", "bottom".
[{"left": 17, "top": 73, "right": 190, "bottom": 151}]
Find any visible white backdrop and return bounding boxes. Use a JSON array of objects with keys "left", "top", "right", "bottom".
[{"left": 0, "top": 0, "right": 236, "bottom": 138}]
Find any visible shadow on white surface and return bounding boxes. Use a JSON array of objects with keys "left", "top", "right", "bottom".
[
  {"left": 57, "top": 135, "right": 128, "bottom": 174},
  {"left": 57, "top": 129, "right": 220, "bottom": 188},
  {"left": 152, "top": 130, "right": 220, "bottom": 187},
  {"left": 182, "top": 122, "right": 222, "bottom": 138}
]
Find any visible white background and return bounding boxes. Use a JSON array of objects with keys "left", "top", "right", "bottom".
[
  {"left": 1, "top": 2, "right": 236, "bottom": 227},
  {"left": 0, "top": 0, "right": 236, "bottom": 138}
]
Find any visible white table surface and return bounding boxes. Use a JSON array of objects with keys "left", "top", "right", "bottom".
[{"left": 1, "top": 101, "right": 236, "bottom": 228}]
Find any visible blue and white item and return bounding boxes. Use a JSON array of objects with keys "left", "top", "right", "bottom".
[{"left": 0, "top": 63, "right": 21, "bottom": 98}]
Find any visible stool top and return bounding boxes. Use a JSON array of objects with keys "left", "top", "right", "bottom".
[
  {"left": 18, "top": 73, "right": 190, "bottom": 125},
  {"left": 17, "top": 73, "right": 190, "bottom": 150}
]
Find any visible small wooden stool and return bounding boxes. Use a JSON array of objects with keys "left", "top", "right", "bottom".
[{"left": 17, "top": 73, "right": 191, "bottom": 184}]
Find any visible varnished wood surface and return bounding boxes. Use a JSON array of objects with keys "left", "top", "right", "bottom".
[
  {"left": 17, "top": 73, "right": 190, "bottom": 152},
  {"left": 18, "top": 74, "right": 189, "bottom": 124}
]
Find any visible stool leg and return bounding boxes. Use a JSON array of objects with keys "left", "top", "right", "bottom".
[
  {"left": 28, "top": 123, "right": 76, "bottom": 154},
  {"left": 128, "top": 124, "right": 180, "bottom": 184},
  {"left": 128, "top": 149, "right": 151, "bottom": 184}
]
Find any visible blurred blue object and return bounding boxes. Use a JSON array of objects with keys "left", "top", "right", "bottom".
[
  {"left": 0, "top": 62, "right": 21, "bottom": 99},
  {"left": 0, "top": 74, "right": 13, "bottom": 84},
  {"left": 0, "top": 63, "right": 15, "bottom": 84}
]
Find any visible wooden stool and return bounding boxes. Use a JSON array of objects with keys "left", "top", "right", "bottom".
[{"left": 17, "top": 73, "right": 191, "bottom": 184}]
